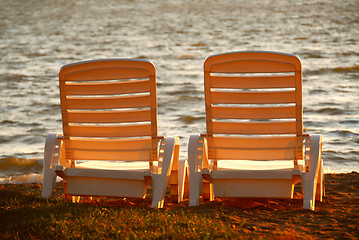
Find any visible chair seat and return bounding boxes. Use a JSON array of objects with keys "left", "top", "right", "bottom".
[
  {"left": 76, "top": 160, "right": 151, "bottom": 171},
  {"left": 212, "top": 160, "right": 300, "bottom": 180},
  {"left": 58, "top": 161, "right": 153, "bottom": 180},
  {"left": 217, "top": 160, "right": 295, "bottom": 170}
]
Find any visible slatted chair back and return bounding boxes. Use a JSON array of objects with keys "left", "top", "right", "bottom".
[
  {"left": 203, "top": 51, "right": 303, "bottom": 168},
  {"left": 59, "top": 59, "right": 158, "bottom": 169}
]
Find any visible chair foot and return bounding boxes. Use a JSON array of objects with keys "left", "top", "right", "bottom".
[
  {"left": 303, "top": 200, "right": 314, "bottom": 211},
  {"left": 151, "top": 200, "right": 164, "bottom": 208}
]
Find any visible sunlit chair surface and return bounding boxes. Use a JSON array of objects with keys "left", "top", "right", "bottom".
[
  {"left": 188, "top": 51, "right": 324, "bottom": 210},
  {"left": 42, "top": 59, "right": 187, "bottom": 208}
]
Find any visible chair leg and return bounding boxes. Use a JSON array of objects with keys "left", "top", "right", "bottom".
[
  {"left": 41, "top": 133, "right": 58, "bottom": 198},
  {"left": 151, "top": 174, "right": 169, "bottom": 208},
  {"left": 302, "top": 134, "right": 322, "bottom": 211},
  {"left": 202, "top": 180, "right": 214, "bottom": 201},
  {"left": 169, "top": 176, "right": 179, "bottom": 203},
  {"left": 63, "top": 180, "right": 73, "bottom": 201},
  {"left": 321, "top": 161, "right": 325, "bottom": 198},
  {"left": 169, "top": 144, "right": 181, "bottom": 203},
  {"left": 41, "top": 167, "right": 56, "bottom": 198},
  {"left": 178, "top": 159, "right": 189, "bottom": 202},
  {"left": 189, "top": 171, "right": 202, "bottom": 206},
  {"left": 302, "top": 172, "right": 316, "bottom": 211},
  {"left": 316, "top": 160, "right": 325, "bottom": 201}
]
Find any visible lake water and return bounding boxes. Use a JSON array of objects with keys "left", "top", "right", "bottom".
[{"left": 0, "top": 0, "right": 358, "bottom": 183}]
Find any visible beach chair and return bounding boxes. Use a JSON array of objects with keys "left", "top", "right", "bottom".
[
  {"left": 42, "top": 59, "right": 187, "bottom": 208},
  {"left": 188, "top": 51, "right": 324, "bottom": 210}
]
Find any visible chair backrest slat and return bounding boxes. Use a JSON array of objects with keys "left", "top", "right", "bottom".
[
  {"left": 68, "top": 124, "right": 152, "bottom": 138},
  {"left": 211, "top": 75, "right": 296, "bottom": 89},
  {"left": 211, "top": 91, "right": 296, "bottom": 104},
  {"left": 66, "top": 79, "right": 150, "bottom": 95},
  {"left": 67, "top": 95, "right": 151, "bottom": 109},
  {"left": 63, "top": 67, "right": 150, "bottom": 81}
]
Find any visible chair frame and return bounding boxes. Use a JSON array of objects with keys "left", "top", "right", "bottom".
[
  {"left": 188, "top": 51, "right": 324, "bottom": 210},
  {"left": 42, "top": 59, "right": 187, "bottom": 208}
]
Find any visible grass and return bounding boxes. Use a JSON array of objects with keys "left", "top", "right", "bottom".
[
  {"left": 0, "top": 186, "right": 247, "bottom": 239},
  {"left": 0, "top": 184, "right": 301, "bottom": 239},
  {"left": 1, "top": 173, "right": 358, "bottom": 239}
]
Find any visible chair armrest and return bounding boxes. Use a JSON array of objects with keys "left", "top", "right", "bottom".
[
  {"left": 157, "top": 137, "right": 180, "bottom": 177},
  {"left": 44, "top": 133, "right": 63, "bottom": 169},
  {"left": 309, "top": 134, "right": 322, "bottom": 173},
  {"left": 188, "top": 134, "right": 210, "bottom": 173},
  {"left": 304, "top": 134, "right": 322, "bottom": 173}
]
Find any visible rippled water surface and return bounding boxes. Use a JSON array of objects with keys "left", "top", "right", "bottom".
[{"left": 0, "top": 0, "right": 358, "bottom": 179}]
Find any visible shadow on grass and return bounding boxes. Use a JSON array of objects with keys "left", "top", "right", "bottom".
[{"left": 0, "top": 184, "right": 248, "bottom": 239}]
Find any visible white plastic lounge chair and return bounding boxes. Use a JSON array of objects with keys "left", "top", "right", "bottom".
[
  {"left": 188, "top": 51, "right": 324, "bottom": 210},
  {"left": 42, "top": 59, "right": 186, "bottom": 208}
]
